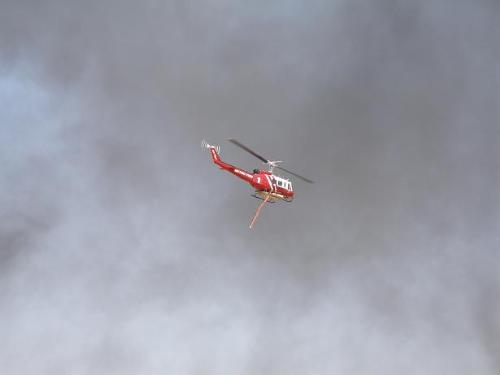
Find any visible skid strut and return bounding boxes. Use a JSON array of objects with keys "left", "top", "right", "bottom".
[{"left": 249, "top": 193, "right": 271, "bottom": 229}]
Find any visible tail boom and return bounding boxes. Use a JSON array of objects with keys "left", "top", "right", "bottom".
[{"left": 203, "top": 141, "right": 253, "bottom": 183}]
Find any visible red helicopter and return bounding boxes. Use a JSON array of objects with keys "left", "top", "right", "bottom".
[{"left": 202, "top": 139, "right": 313, "bottom": 228}]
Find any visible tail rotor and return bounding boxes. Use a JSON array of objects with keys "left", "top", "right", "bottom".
[{"left": 201, "top": 139, "right": 220, "bottom": 154}]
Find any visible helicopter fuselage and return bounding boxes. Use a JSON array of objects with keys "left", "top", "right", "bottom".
[{"left": 208, "top": 146, "right": 294, "bottom": 202}]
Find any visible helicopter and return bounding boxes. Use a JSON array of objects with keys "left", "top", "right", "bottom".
[{"left": 202, "top": 138, "right": 313, "bottom": 228}]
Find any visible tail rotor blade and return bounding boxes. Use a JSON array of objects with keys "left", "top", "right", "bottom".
[{"left": 202, "top": 139, "right": 220, "bottom": 154}]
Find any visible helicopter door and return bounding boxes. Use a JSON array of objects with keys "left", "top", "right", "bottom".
[
  {"left": 270, "top": 177, "right": 277, "bottom": 191},
  {"left": 277, "top": 179, "right": 287, "bottom": 191}
]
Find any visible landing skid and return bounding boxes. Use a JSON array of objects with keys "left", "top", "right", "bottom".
[
  {"left": 252, "top": 191, "right": 293, "bottom": 203},
  {"left": 251, "top": 193, "right": 275, "bottom": 203}
]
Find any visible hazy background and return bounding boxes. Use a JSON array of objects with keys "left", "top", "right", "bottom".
[{"left": 0, "top": 0, "right": 499, "bottom": 373}]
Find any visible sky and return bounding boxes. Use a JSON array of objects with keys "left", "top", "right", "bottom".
[{"left": 0, "top": 0, "right": 499, "bottom": 374}]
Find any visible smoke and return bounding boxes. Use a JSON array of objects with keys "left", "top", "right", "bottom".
[{"left": 0, "top": 0, "right": 499, "bottom": 373}]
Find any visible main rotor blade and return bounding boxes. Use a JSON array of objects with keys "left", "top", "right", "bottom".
[
  {"left": 227, "top": 139, "right": 269, "bottom": 163},
  {"left": 276, "top": 166, "right": 314, "bottom": 184}
]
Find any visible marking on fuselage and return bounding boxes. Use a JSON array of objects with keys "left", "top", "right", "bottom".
[{"left": 234, "top": 168, "right": 252, "bottom": 179}]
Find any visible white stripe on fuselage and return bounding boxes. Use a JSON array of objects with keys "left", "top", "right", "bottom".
[{"left": 264, "top": 174, "right": 274, "bottom": 192}]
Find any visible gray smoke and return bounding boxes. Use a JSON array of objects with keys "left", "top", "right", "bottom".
[{"left": 1, "top": 0, "right": 499, "bottom": 373}]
